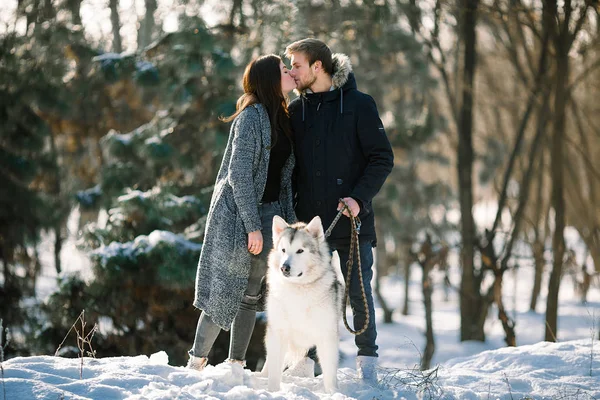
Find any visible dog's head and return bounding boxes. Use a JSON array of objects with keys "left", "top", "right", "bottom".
[{"left": 269, "top": 215, "right": 330, "bottom": 283}]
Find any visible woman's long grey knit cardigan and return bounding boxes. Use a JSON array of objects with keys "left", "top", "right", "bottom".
[{"left": 193, "top": 103, "right": 296, "bottom": 330}]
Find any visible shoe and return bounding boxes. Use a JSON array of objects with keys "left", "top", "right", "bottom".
[
  {"left": 225, "top": 358, "right": 246, "bottom": 368},
  {"left": 356, "top": 355, "right": 378, "bottom": 385},
  {"left": 187, "top": 355, "right": 208, "bottom": 371}
]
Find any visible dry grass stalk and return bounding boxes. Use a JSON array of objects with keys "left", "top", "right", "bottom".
[{"left": 55, "top": 310, "right": 98, "bottom": 379}]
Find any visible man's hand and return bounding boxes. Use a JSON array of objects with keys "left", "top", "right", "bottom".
[
  {"left": 338, "top": 197, "right": 360, "bottom": 218},
  {"left": 248, "top": 230, "right": 263, "bottom": 255}
]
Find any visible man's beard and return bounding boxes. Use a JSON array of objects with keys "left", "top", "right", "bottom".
[{"left": 297, "top": 72, "right": 317, "bottom": 92}]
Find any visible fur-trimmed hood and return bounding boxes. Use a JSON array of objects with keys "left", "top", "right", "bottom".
[{"left": 331, "top": 53, "right": 352, "bottom": 89}]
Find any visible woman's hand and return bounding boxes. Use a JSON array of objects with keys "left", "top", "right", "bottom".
[{"left": 248, "top": 230, "right": 263, "bottom": 255}]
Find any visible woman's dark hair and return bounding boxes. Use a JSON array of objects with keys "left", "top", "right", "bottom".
[{"left": 222, "top": 54, "right": 292, "bottom": 146}]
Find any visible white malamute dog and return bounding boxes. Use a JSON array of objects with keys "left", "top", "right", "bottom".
[{"left": 262, "top": 215, "right": 344, "bottom": 393}]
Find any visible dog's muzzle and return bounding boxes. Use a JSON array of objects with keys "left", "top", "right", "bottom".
[{"left": 281, "top": 262, "right": 291, "bottom": 277}]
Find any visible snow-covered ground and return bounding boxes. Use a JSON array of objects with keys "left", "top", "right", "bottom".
[
  {"left": 3, "top": 339, "right": 598, "bottom": 399},
  {"left": 5, "top": 252, "right": 600, "bottom": 399},
  {"left": 5, "top": 207, "right": 599, "bottom": 399}
]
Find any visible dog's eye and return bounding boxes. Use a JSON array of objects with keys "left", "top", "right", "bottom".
[
  {"left": 282, "top": 248, "right": 286, "bottom": 253},
  {"left": 296, "top": 249, "right": 304, "bottom": 254}
]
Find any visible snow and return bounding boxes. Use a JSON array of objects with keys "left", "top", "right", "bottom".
[
  {"left": 103, "top": 129, "right": 135, "bottom": 145},
  {"left": 116, "top": 188, "right": 200, "bottom": 208},
  {"left": 2, "top": 340, "right": 598, "bottom": 399},
  {"left": 439, "top": 341, "right": 598, "bottom": 398},
  {"left": 6, "top": 258, "right": 600, "bottom": 400},
  {"left": 76, "top": 185, "right": 103, "bottom": 208},
  {"left": 135, "top": 60, "right": 156, "bottom": 73},
  {"left": 146, "top": 230, "right": 201, "bottom": 251},
  {"left": 90, "top": 230, "right": 202, "bottom": 267},
  {"left": 92, "top": 53, "right": 123, "bottom": 61},
  {"left": 116, "top": 190, "right": 152, "bottom": 202},
  {"left": 102, "top": 122, "right": 153, "bottom": 146},
  {"left": 163, "top": 195, "right": 201, "bottom": 208},
  {"left": 144, "top": 136, "right": 163, "bottom": 146}
]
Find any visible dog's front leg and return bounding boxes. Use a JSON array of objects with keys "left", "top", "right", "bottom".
[
  {"left": 266, "top": 327, "right": 286, "bottom": 392},
  {"left": 316, "top": 336, "right": 339, "bottom": 394}
]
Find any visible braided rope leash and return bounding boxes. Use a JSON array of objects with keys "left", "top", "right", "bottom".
[{"left": 324, "top": 198, "right": 370, "bottom": 336}]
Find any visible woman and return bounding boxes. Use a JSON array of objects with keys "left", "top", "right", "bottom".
[{"left": 187, "top": 54, "right": 297, "bottom": 370}]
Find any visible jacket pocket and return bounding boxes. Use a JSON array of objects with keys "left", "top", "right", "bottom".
[{"left": 220, "top": 184, "right": 237, "bottom": 215}]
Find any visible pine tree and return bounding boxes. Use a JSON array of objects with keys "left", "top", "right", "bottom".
[
  {"left": 0, "top": 28, "right": 55, "bottom": 354},
  {"left": 44, "top": 17, "right": 238, "bottom": 365}
]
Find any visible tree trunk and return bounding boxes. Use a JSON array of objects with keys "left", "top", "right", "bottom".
[
  {"left": 530, "top": 240, "right": 545, "bottom": 311},
  {"left": 458, "top": 0, "right": 482, "bottom": 342},
  {"left": 545, "top": 0, "right": 569, "bottom": 342},
  {"left": 109, "top": 0, "right": 122, "bottom": 53},
  {"left": 48, "top": 122, "right": 63, "bottom": 275},
  {"left": 54, "top": 224, "right": 63, "bottom": 275},
  {"left": 66, "top": 0, "right": 82, "bottom": 25},
  {"left": 493, "top": 270, "right": 516, "bottom": 346},
  {"left": 421, "top": 260, "right": 435, "bottom": 370},
  {"left": 374, "top": 225, "right": 394, "bottom": 323},
  {"left": 569, "top": 99, "right": 600, "bottom": 275},
  {"left": 530, "top": 144, "right": 547, "bottom": 312},
  {"left": 402, "top": 242, "right": 411, "bottom": 316},
  {"left": 229, "top": 0, "right": 244, "bottom": 27},
  {"left": 545, "top": 65, "right": 567, "bottom": 340},
  {"left": 41, "top": 0, "right": 55, "bottom": 23},
  {"left": 138, "top": 0, "right": 157, "bottom": 49}
]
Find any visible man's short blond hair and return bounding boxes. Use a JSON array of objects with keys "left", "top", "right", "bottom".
[{"left": 285, "top": 38, "right": 333, "bottom": 75}]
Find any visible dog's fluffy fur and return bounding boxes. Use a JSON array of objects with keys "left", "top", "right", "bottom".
[{"left": 261, "top": 216, "right": 344, "bottom": 393}]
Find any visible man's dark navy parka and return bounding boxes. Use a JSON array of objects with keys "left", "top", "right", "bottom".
[{"left": 289, "top": 53, "right": 394, "bottom": 246}]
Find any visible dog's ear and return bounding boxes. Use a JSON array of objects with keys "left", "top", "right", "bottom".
[
  {"left": 272, "top": 215, "right": 289, "bottom": 241},
  {"left": 305, "top": 216, "right": 324, "bottom": 240}
]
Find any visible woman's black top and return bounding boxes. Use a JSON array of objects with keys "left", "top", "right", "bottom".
[{"left": 261, "top": 132, "right": 292, "bottom": 203}]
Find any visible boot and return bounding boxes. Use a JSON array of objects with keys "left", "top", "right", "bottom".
[
  {"left": 356, "top": 355, "right": 378, "bottom": 385},
  {"left": 186, "top": 355, "right": 208, "bottom": 372}
]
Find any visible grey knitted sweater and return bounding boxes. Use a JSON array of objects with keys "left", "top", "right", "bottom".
[{"left": 193, "top": 103, "right": 296, "bottom": 330}]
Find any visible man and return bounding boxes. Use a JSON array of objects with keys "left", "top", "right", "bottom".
[{"left": 285, "top": 38, "right": 394, "bottom": 384}]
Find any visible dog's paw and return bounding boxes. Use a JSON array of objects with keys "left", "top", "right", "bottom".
[
  {"left": 323, "top": 381, "right": 338, "bottom": 394},
  {"left": 284, "top": 357, "right": 315, "bottom": 378},
  {"left": 268, "top": 383, "right": 281, "bottom": 392}
]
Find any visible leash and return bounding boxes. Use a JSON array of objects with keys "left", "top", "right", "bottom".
[{"left": 324, "top": 199, "right": 370, "bottom": 336}]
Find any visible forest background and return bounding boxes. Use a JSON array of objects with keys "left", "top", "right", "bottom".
[{"left": 1, "top": 0, "right": 599, "bottom": 371}]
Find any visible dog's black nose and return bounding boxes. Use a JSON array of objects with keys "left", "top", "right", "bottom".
[{"left": 281, "top": 263, "right": 291, "bottom": 276}]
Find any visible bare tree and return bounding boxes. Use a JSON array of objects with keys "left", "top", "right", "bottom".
[
  {"left": 138, "top": 0, "right": 157, "bottom": 49},
  {"left": 457, "top": 0, "right": 481, "bottom": 342},
  {"left": 544, "top": 0, "right": 595, "bottom": 342},
  {"left": 65, "top": 0, "right": 83, "bottom": 26},
  {"left": 412, "top": 234, "right": 448, "bottom": 369},
  {"left": 374, "top": 226, "right": 394, "bottom": 323},
  {"left": 402, "top": 242, "right": 411, "bottom": 316},
  {"left": 109, "top": 0, "right": 122, "bottom": 53},
  {"left": 528, "top": 135, "right": 550, "bottom": 312}
]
